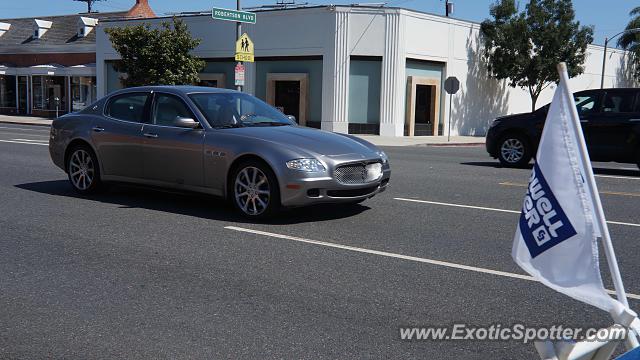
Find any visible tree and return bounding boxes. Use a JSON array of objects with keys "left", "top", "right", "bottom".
[
  {"left": 105, "top": 17, "right": 205, "bottom": 88},
  {"left": 617, "top": 7, "right": 640, "bottom": 82},
  {"left": 480, "top": 0, "right": 594, "bottom": 111}
]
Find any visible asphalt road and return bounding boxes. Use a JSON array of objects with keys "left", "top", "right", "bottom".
[{"left": 1, "top": 123, "right": 639, "bottom": 359}]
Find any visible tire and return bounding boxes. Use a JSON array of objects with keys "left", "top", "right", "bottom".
[
  {"left": 497, "top": 133, "right": 533, "bottom": 168},
  {"left": 66, "top": 144, "right": 102, "bottom": 194},
  {"left": 229, "top": 160, "right": 281, "bottom": 218}
]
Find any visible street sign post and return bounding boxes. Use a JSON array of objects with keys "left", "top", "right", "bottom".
[
  {"left": 444, "top": 76, "right": 460, "bottom": 142},
  {"left": 235, "top": 33, "right": 254, "bottom": 62},
  {"left": 211, "top": 7, "right": 256, "bottom": 24},
  {"left": 235, "top": 63, "right": 245, "bottom": 87}
]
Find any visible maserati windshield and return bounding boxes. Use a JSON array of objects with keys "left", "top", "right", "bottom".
[{"left": 189, "top": 92, "right": 294, "bottom": 127}]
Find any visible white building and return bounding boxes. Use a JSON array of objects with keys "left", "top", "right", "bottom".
[{"left": 96, "top": 5, "right": 636, "bottom": 137}]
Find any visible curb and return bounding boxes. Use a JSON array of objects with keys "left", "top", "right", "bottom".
[
  {"left": 0, "top": 120, "right": 52, "bottom": 127},
  {"left": 419, "top": 142, "right": 485, "bottom": 147}
]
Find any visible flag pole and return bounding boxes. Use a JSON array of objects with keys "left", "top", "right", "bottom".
[{"left": 556, "top": 62, "right": 639, "bottom": 348}]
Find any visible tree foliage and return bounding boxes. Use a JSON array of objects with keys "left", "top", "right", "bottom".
[
  {"left": 105, "top": 17, "right": 205, "bottom": 88},
  {"left": 480, "top": 0, "right": 593, "bottom": 111},
  {"left": 617, "top": 7, "right": 640, "bottom": 82}
]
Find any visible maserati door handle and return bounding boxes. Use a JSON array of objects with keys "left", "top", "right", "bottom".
[
  {"left": 143, "top": 133, "right": 158, "bottom": 138},
  {"left": 92, "top": 126, "right": 105, "bottom": 132}
]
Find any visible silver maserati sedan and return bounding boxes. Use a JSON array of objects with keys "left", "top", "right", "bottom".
[{"left": 49, "top": 86, "right": 390, "bottom": 218}]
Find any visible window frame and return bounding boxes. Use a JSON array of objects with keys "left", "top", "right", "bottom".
[
  {"left": 149, "top": 92, "right": 200, "bottom": 128},
  {"left": 104, "top": 91, "right": 152, "bottom": 124}
]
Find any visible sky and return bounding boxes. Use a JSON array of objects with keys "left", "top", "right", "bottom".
[{"left": 0, "top": 0, "right": 636, "bottom": 47}]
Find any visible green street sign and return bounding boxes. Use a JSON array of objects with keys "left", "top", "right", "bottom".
[{"left": 211, "top": 7, "right": 256, "bottom": 24}]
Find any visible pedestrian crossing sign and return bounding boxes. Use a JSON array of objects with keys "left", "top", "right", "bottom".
[{"left": 235, "top": 33, "right": 254, "bottom": 62}]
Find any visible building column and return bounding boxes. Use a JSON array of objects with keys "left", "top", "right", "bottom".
[
  {"left": 379, "top": 12, "right": 406, "bottom": 137},
  {"left": 321, "top": 9, "right": 350, "bottom": 134}
]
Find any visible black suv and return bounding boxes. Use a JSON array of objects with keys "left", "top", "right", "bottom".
[{"left": 486, "top": 88, "right": 640, "bottom": 169}]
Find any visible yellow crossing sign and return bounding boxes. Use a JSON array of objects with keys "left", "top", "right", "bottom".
[{"left": 235, "top": 33, "right": 254, "bottom": 62}]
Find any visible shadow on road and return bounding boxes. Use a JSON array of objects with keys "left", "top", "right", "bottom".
[
  {"left": 15, "top": 180, "right": 370, "bottom": 225},
  {"left": 460, "top": 161, "right": 640, "bottom": 177}
]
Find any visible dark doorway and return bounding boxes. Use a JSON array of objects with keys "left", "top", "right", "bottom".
[
  {"left": 17, "top": 76, "right": 28, "bottom": 115},
  {"left": 274, "top": 80, "right": 300, "bottom": 123},
  {"left": 414, "top": 84, "right": 434, "bottom": 136},
  {"left": 198, "top": 79, "right": 218, "bottom": 88}
]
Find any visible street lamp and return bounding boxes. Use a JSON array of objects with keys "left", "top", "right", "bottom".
[{"left": 600, "top": 28, "right": 640, "bottom": 89}]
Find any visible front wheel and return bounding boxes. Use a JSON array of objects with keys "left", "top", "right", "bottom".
[
  {"left": 67, "top": 145, "right": 102, "bottom": 194},
  {"left": 230, "top": 160, "right": 281, "bottom": 218},
  {"left": 497, "top": 134, "right": 532, "bottom": 168}
]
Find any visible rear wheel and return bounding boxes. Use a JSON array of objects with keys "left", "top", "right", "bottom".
[
  {"left": 66, "top": 145, "right": 102, "bottom": 194},
  {"left": 497, "top": 133, "right": 532, "bottom": 168},
  {"left": 230, "top": 160, "right": 281, "bottom": 218}
]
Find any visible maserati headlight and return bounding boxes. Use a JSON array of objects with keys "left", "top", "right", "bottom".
[
  {"left": 286, "top": 158, "right": 326, "bottom": 172},
  {"left": 377, "top": 150, "right": 389, "bottom": 164}
]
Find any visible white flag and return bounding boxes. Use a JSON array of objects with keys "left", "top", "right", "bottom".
[{"left": 511, "top": 75, "right": 623, "bottom": 314}]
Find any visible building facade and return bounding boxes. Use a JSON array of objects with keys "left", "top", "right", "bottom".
[
  {"left": 96, "top": 5, "right": 636, "bottom": 136},
  {"left": 0, "top": 0, "right": 155, "bottom": 117}
]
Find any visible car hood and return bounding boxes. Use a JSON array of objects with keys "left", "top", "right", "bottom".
[{"left": 224, "top": 125, "right": 379, "bottom": 158}]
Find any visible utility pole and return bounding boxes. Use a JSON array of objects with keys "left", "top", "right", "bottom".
[
  {"left": 236, "top": 0, "right": 242, "bottom": 92},
  {"left": 445, "top": 0, "right": 453, "bottom": 17},
  {"left": 74, "top": 0, "right": 103, "bottom": 14}
]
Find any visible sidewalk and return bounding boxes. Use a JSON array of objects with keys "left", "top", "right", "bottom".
[
  {"left": 356, "top": 135, "right": 485, "bottom": 147},
  {"left": 0, "top": 114, "right": 485, "bottom": 146},
  {"left": 0, "top": 115, "right": 53, "bottom": 127}
]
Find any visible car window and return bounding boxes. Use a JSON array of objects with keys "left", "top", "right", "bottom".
[
  {"left": 603, "top": 92, "right": 635, "bottom": 113},
  {"left": 574, "top": 93, "right": 598, "bottom": 116},
  {"left": 106, "top": 93, "right": 149, "bottom": 122},
  {"left": 189, "top": 93, "right": 292, "bottom": 127},
  {"left": 152, "top": 94, "right": 195, "bottom": 127}
]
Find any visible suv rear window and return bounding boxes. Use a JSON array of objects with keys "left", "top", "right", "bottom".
[{"left": 603, "top": 92, "right": 636, "bottom": 113}]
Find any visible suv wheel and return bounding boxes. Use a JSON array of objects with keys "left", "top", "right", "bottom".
[
  {"left": 229, "top": 160, "right": 281, "bottom": 218},
  {"left": 67, "top": 145, "right": 102, "bottom": 194},
  {"left": 497, "top": 134, "right": 532, "bottom": 168}
]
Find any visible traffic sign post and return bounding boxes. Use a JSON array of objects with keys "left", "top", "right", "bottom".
[
  {"left": 444, "top": 76, "right": 460, "bottom": 142},
  {"left": 212, "top": 3, "right": 257, "bottom": 92}
]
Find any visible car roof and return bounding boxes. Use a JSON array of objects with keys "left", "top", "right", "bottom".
[{"left": 110, "top": 85, "right": 241, "bottom": 96}]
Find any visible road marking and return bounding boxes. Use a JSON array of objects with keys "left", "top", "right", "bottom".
[
  {"left": 224, "top": 226, "right": 640, "bottom": 300},
  {"left": 500, "top": 181, "right": 640, "bottom": 198},
  {"left": 0, "top": 126, "right": 49, "bottom": 132},
  {"left": 12, "top": 138, "right": 49, "bottom": 143},
  {"left": 394, "top": 197, "right": 640, "bottom": 228},
  {"left": 0, "top": 139, "right": 48, "bottom": 146},
  {"left": 595, "top": 174, "right": 640, "bottom": 181},
  {"left": 395, "top": 197, "right": 519, "bottom": 214}
]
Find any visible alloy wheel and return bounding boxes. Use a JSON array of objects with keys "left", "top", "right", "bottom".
[
  {"left": 69, "top": 149, "right": 95, "bottom": 191},
  {"left": 500, "top": 138, "right": 525, "bottom": 164},
  {"left": 234, "top": 166, "right": 271, "bottom": 216}
]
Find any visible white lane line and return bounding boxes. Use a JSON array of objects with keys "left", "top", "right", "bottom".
[
  {"left": 395, "top": 197, "right": 519, "bottom": 214},
  {"left": 0, "top": 139, "right": 48, "bottom": 146},
  {"left": 394, "top": 197, "right": 640, "bottom": 228},
  {"left": 12, "top": 138, "right": 49, "bottom": 143},
  {"left": 0, "top": 126, "right": 49, "bottom": 132},
  {"left": 224, "top": 226, "right": 640, "bottom": 300},
  {"left": 596, "top": 174, "right": 640, "bottom": 181}
]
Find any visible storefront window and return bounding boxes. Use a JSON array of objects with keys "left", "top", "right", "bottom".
[
  {"left": 0, "top": 75, "right": 17, "bottom": 108},
  {"left": 71, "top": 76, "right": 97, "bottom": 111},
  {"left": 32, "top": 76, "right": 67, "bottom": 112}
]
